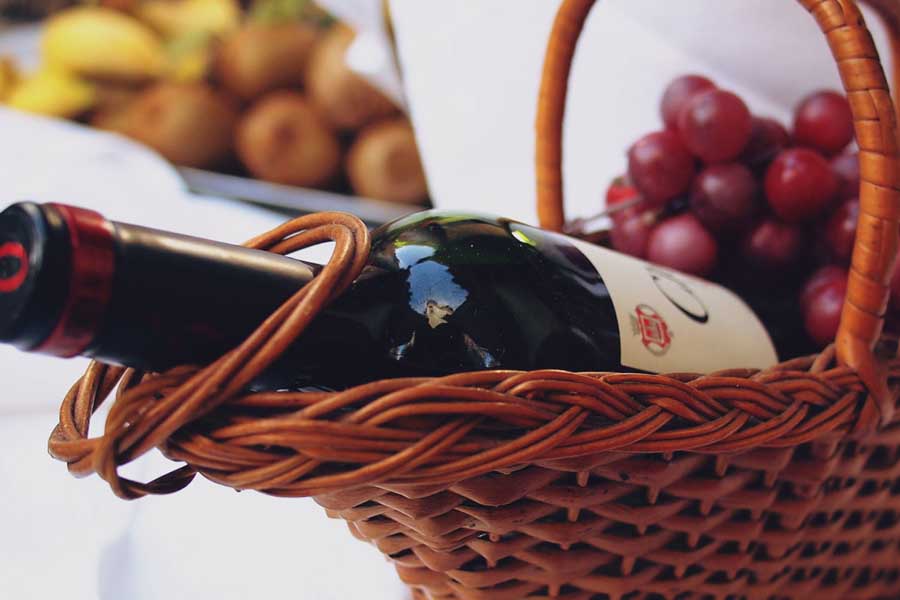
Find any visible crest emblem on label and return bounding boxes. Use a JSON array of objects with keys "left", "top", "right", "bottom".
[{"left": 631, "top": 304, "right": 672, "bottom": 356}]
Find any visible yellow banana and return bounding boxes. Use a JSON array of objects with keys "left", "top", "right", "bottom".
[
  {"left": 137, "top": 0, "right": 241, "bottom": 39},
  {"left": 42, "top": 7, "right": 165, "bottom": 82},
  {"left": 7, "top": 69, "right": 96, "bottom": 118}
]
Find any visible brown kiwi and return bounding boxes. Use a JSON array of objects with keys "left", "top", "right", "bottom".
[
  {"left": 346, "top": 117, "right": 428, "bottom": 205},
  {"left": 236, "top": 91, "right": 340, "bottom": 187},
  {"left": 91, "top": 80, "right": 144, "bottom": 115},
  {"left": 98, "top": 0, "right": 138, "bottom": 10},
  {"left": 306, "top": 24, "right": 398, "bottom": 131},
  {"left": 215, "top": 23, "right": 318, "bottom": 101},
  {"left": 115, "top": 82, "right": 239, "bottom": 169},
  {"left": 91, "top": 105, "right": 134, "bottom": 132}
]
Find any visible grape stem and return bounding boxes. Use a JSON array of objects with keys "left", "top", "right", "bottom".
[
  {"left": 562, "top": 194, "right": 647, "bottom": 237},
  {"left": 602, "top": 194, "right": 644, "bottom": 215}
]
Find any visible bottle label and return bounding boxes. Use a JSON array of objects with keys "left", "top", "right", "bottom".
[{"left": 567, "top": 237, "right": 778, "bottom": 373}]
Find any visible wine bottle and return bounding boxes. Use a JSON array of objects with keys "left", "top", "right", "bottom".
[{"left": 0, "top": 202, "right": 780, "bottom": 389}]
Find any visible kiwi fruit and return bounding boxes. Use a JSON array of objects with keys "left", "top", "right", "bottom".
[
  {"left": 114, "top": 82, "right": 239, "bottom": 169},
  {"left": 91, "top": 80, "right": 144, "bottom": 115},
  {"left": 215, "top": 22, "right": 318, "bottom": 101},
  {"left": 91, "top": 105, "right": 133, "bottom": 132},
  {"left": 346, "top": 117, "right": 428, "bottom": 205},
  {"left": 236, "top": 91, "right": 340, "bottom": 187},
  {"left": 99, "top": 0, "right": 138, "bottom": 10},
  {"left": 306, "top": 24, "right": 398, "bottom": 131}
]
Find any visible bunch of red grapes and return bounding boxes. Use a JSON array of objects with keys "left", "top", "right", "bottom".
[{"left": 609, "top": 74, "right": 899, "bottom": 351}]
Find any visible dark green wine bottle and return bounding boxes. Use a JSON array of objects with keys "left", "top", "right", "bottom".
[{"left": 0, "top": 202, "right": 778, "bottom": 388}]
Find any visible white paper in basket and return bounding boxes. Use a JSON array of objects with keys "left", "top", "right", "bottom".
[
  {"left": 315, "top": 0, "right": 408, "bottom": 107},
  {"left": 388, "top": 0, "right": 894, "bottom": 227}
]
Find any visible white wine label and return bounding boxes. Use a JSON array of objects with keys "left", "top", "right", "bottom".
[{"left": 567, "top": 237, "right": 778, "bottom": 373}]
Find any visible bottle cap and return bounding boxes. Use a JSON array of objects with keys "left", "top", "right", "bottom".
[{"left": 0, "top": 202, "right": 115, "bottom": 357}]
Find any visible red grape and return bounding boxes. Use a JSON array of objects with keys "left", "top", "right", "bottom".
[
  {"left": 741, "top": 218, "right": 805, "bottom": 270},
  {"left": 646, "top": 213, "right": 718, "bottom": 277},
  {"left": 610, "top": 209, "right": 655, "bottom": 258},
  {"left": 764, "top": 148, "right": 839, "bottom": 222},
  {"left": 825, "top": 196, "right": 859, "bottom": 264},
  {"left": 660, "top": 74, "right": 716, "bottom": 130},
  {"left": 677, "top": 89, "right": 753, "bottom": 163},
  {"left": 793, "top": 90, "right": 854, "bottom": 156},
  {"left": 803, "top": 272, "right": 848, "bottom": 347},
  {"left": 831, "top": 152, "right": 860, "bottom": 200},
  {"left": 627, "top": 131, "right": 695, "bottom": 207},
  {"left": 689, "top": 163, "right": 759, "bottom": 233},
  {"left": 801, "top": 265, "right": 847, "bottom": 313},
  {"left": 741, "top": 117, "right": 791, "bottom": 171}
]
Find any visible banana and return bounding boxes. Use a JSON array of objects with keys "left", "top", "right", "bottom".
[
  {"left": 136, "top": 0, "right": 241, "bottom": 39},
  {"left": 7, "top": 69, "right": 97, "bottom": 118},
  {"left": 42, "top": 7, "right": 166, "bottom": 82}
]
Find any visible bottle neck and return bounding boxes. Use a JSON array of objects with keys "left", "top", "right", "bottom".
[
  {"left": 0, "top": 202, "right": 324, "bottom": 373},
  {"left": 86, "top": 219, "right": 322, "bottom": 372}
]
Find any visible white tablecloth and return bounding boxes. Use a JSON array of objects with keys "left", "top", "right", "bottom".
[{"left": 0, "top": 109, "right": 408, "bottom": 600}]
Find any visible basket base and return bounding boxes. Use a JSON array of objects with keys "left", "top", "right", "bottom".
[{"left": 408, "top": 589, "right": 900, "bottom": 600}]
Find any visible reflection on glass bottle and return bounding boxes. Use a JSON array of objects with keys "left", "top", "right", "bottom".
[
  {"left": 424, "top": 299, "right": 454, "bottom": 328},
  {"left": 334, "top": 212, "right": 622, "bottom": 382}
]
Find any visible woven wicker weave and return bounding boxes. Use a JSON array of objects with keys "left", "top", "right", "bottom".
[{"left": 47, "top": 1, "right": 900, "bottom": 598}]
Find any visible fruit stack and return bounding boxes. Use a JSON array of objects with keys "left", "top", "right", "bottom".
[
  {"left": 605, "top": 74, "right": 896, "bottom": 354},
  {"left": 0, "top": 0, "right": 429, "bottom": 206}
]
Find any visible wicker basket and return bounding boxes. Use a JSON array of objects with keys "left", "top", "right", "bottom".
[{"left": 48, "top": 1, "right": 900, "bottom": 598}]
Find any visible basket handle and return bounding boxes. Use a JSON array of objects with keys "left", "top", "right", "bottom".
[{"left": 536, "top": 0, "right": 900, "bottom": 425}]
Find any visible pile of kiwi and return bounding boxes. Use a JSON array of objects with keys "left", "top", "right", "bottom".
[{"left": 90, "top": 7, "right": 429, "bottom": 206}]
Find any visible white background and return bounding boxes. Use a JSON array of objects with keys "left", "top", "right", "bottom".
[{"left": 392, "top": 0, "right": 893, "bottom": 225}]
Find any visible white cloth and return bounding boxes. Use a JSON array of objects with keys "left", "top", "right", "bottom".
[
  {"left": 0, "top": 109, "right": 406, "bottom": 599},
  {"left": 0, "top": 413, "right": 409, "bottom": 600},
  {"left": 390, "top": 0, "right": 893, "bottom": 225}
]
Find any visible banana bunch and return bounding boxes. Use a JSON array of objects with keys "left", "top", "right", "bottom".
[
  {"left": 42, "top": 6, "right": 166, "bottom": 81},
  {"left": 7, "top": 69, "right": 96, "bottom": 118},
  {"left": 2, "top": 0, "right": 239, "bottom": 117},
  {"left": 137, "top": 0, "right": 241, "bottom": 39}
]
